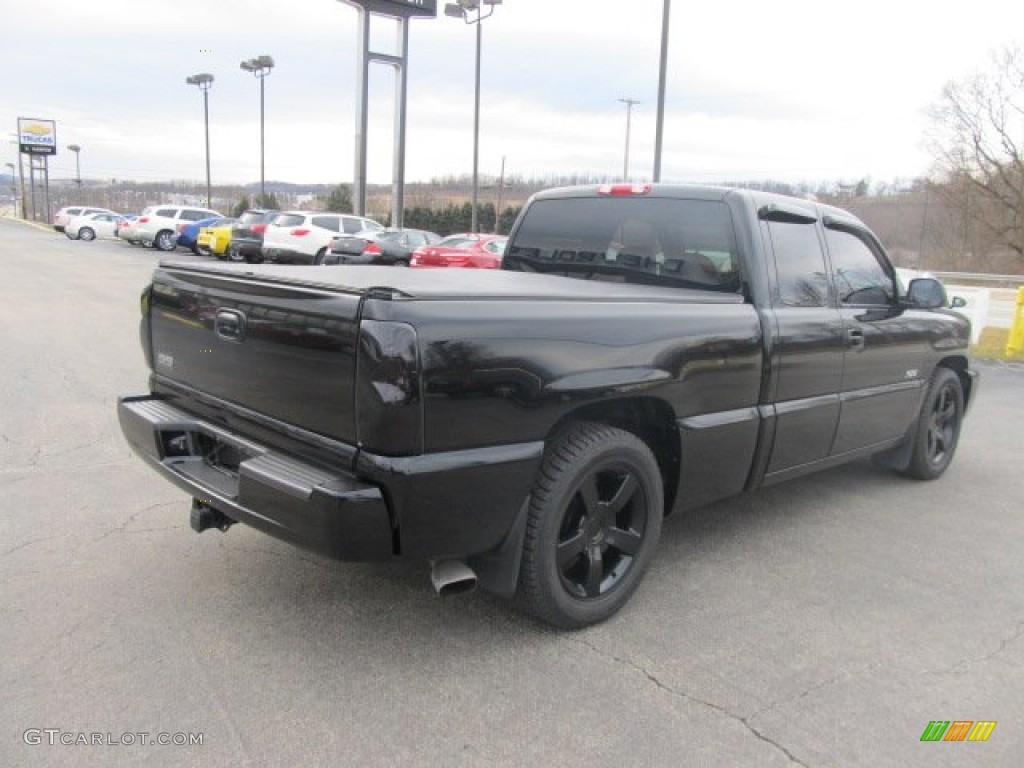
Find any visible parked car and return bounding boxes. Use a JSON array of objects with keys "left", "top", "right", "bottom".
[
  {"left": 172, "top": 217, "right": 222, "bottom": 255},
  {"left": 119, "top": 205, "right": 222, "bottom": 251},
  {"left": 261, "top": 211, "right": 383, "bottom": 264},
  {"left": 115, "top": 215, "right": 137, "bottom": 239},
  {"left": 410, "top": 233, "right": 508, "bottom": 269},
  {"left": 64, "top": 211, "right": 127, "bottom": 241},
  {"left": 322, "top": 228, "right": 442, "bottom": 266},
  {"left": 54, "top": 206, "right": 115, "bottom": 235},
  {"left": 196, "top": 218, "right": 237, "bottom": 258},
  {"left": 225, "top": 209, "right": 279, "bottom": 263}
]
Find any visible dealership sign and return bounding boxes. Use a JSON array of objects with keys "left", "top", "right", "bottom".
[
  {"left": 17, "top": 118, "right": 58, "bottom": 155},
  {"left": 340, "top": 0, "right": 437, "bottom": 18}
]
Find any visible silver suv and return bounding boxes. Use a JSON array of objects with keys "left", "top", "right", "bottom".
[{"left": 121, "top": 204, "right": 222, "bottom": 251}]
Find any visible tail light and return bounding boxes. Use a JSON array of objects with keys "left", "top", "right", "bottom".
[
  {"left": 364, "top": 242, "right": 382, "bottom": 255},
  {"left": 253, "top": 224, "right": 267, "bottom": 234},
  {"left": 138, "top": 216, "right": 150, "bottom": 223},
  {"left": 291, "top": 228, "right": 310, "bottom": 237}
]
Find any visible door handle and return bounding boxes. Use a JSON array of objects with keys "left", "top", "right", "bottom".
[
  {"left": 847, "top": 328, "right": 865, "bottom": 350},
  {"left": 215, "top": 309, "right": 247, "bottom": 342}
]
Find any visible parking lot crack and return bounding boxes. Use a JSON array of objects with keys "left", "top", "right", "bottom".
[
  {"left": 570, "top": 637, "right": 808, "bottom": 766},
  {"left": 934, "top": 620, "right": 1024, "bottom": 676}
]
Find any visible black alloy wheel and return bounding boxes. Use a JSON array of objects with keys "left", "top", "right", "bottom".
[
  {"left": 519, "top": 422, "right": 663, "bottom": 629},
  {"left": 905, "top": 367, "right": 964, "bottom": 480}
]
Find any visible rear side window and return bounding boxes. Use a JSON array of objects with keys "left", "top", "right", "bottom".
[
  {"left": 179, "top": 209, "right": 212, "bottom": 222},
  {"left": 766, "top": 221, "right": 830, "bottom": 307},
  {"left": 273, "top": 214, "right": 305, "bottom": 227},
  {"left": 156, "top": 208, "right": 177, "bottom": 218},
  {"left": 312, "top": 216, "right": 342, "bottom": 232},
  {"left": 504, "top": 197, "right": 741, "bottom": 292}
]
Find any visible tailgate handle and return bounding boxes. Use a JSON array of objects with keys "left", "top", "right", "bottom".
[{"left": 215, "top": 309, "right": 246, "bottom": 342}]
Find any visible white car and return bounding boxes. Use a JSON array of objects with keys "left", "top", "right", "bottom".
[
  {"left": 120, "top": 204, "right": 222, "bottom": 251},
  {"left": 261, "top": 211, "right": 383, "bottom": 264},
  {"left": 53, "top": 205, "right": 115, "bottom": 234},
  {"left": 65, "top": 211, "right": 126, "bottom": 241}
]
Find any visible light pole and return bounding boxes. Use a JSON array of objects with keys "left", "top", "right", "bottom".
[
  {"left": 67, "top": 143, "right": 82, "bottom": 190},
  {"left": 618, "top": 98, "right": 639, "bottom": 181},
  {"left": 653, "top": 0, "right": 670, "bottom": 182},
  {"left": 5, "top": 161, "right": 16, "bottom": 216},
  {"left": 186, "top": 73, "right": 215, "bottom": 207},
  {"left": 444, "top": 0, "right": 502, "bottom": 234},
  {"left": 240, "top": 55, "right": 274, "bottom": 206}
]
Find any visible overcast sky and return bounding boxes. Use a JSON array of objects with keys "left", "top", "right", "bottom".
[{"left": 4, "top": 0, "right": 1023, "bottom": 188}]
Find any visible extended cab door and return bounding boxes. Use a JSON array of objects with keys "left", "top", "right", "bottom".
[
  {"left": 760, "top": 207, "right": 846, "bottom": 474},
  {"left": 823, "top": 220, "right": 929, "bottom": 454}
]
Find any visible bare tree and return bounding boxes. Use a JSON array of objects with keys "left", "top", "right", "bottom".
[{"left": 928, "top": 45, "right": 1024, "bottom": 267}]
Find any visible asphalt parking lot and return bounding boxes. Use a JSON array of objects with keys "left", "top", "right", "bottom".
[{"left": 2, "top": 216, "right": 1022, "bottom": 767}]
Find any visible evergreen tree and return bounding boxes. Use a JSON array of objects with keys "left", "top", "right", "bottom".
[
  {"left": 232, "top": 196, "right": 252, "bottom": 218},
  {"left": 324, "top": 184, "right": 352, "bottom": 213}
]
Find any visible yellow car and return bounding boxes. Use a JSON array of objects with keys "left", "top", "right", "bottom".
[{"left": 196, "top": 218, "right": 236, "bottom": 258}]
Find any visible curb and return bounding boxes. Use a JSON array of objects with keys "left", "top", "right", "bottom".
[{"left": 0, "top": 215, "right": 56, "bottom": 234}]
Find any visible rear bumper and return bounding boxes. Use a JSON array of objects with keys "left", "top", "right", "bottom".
[
  {"left": 118, "top": 394, "right": 544, "bottom": 563},
  {"left": 118, "top": 395, "right": 394, "bottom": 560},
  {"left": 262, "top": 247, "right": 315, "bottom": 264}
]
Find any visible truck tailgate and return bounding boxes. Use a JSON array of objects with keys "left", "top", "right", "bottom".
[{"left": 146, "top": 264, "right": 362, "bottom": 444}]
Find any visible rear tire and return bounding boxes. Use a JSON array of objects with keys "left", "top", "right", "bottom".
[
  {"left": 78, "top": 227, "right": 96, "bottom": 241},
  {"left": 518, "top": 422, "right": 663, "bottom": 629},
  {"left": 903, "top": 368, "right": 964, "bottom": 480},
  {"left": 314, "top": 248, "right": 327, "bottom": 265},
  {"left": 154, "top": 230, "right": 175, "bottom": 252}
]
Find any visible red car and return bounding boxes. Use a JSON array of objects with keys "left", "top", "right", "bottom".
[{"left": 410, "top": 233, "right": 508, "bottom": 269}]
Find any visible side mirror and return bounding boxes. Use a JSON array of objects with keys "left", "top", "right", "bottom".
[
  {"left": 951, "top": 295, "right": 967, "bottom": 309},
  {"left": 906, "top": 277, "right": 948, "bottom": 309}
]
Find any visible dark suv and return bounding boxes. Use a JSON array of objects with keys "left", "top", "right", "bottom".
[{"left": 226, "top": 209, "right": 279, "bottom": 263}]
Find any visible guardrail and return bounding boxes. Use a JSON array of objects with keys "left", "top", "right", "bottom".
[{"left": 934, "top": 271, "right": 1024, "bottom": 287}]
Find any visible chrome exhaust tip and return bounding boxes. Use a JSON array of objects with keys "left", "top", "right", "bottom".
[{"left": 430, "top": 559, "right": 478, "bottom": 596}]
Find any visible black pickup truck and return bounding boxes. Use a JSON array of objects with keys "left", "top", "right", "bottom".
[{"left": 119, "top": 184, "right": 977, "bottom": 628}]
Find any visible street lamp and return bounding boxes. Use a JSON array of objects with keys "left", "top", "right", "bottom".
[
  {"left": 240, "top": 55, "right": 275, "bottom": 206},
  {"left": 618, "top": 98, "right": 639, "bottom": 181},
  {"left": 186, "top": 72, "right": 215, "bottom": 207},
  {"left": 67, "top": 144, "right": 82, "bottom": 189},
  {"left": 5, "top": 162, "right": 16, "bottom": 216},
  {"left": 444, "top": 0, "right": 502, "bottom": 233}
]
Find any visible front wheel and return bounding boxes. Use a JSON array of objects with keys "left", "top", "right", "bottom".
[
  {"left": 518, "top": 423, "right": 663, "bottom": 629},
  {"left": 154, "top": 230, "right": 175, "bottom": 252},
  {"left": 904, "top": 368, "right": 964, "bottom": 480},
  {"left": 78, "top": 227, "right": 96, "bottom": 241}
]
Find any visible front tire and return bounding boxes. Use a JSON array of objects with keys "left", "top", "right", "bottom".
[
  {"left": 904, "top": 368, "right": 964, "bottom": 480},
  {"left": 518, "top": 423, "right": 663, "bottom": 629},
  {"left": 154, "top": 230, "right": 175, "bottom": 252},
  {"left": 79, "top": 227, "right": 96, "bottom": 242}
]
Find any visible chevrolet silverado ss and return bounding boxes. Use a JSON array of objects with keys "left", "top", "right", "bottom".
[{"left": 119, "top": 184, "right": 977, "bottom": 628}]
